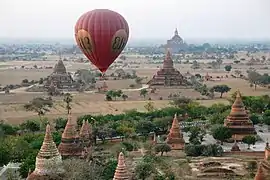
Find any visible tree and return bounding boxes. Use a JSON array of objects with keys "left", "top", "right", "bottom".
[
  {"left": 135, "top": 162, "right": 155, "bottom": 180},
  {"left": 155, "top": 144, "right": 171, "bottom": 156},
  {"left": 121, "top": 94, "right": 128, "bottom": 101},
  {"left": 24, "top": 97, "right": 53, "bottom": 122},
  {"left": 144, "top": 101, "right": 155, "bottom": 112},
  {"left": 135, "top": 77, "right": 143, "bottom": 84},
  {"left": 212, "top": 85, "right": 231, "bottom": 98},
  {"left": 136, "top": 120, "right": 155, "bottom": 139},
  {"left": 224, "top": 65, "right": 232, "bottom": 72},
  {"left": 170, "top": 96, "right": 192, "bottom": 110},
  {"left": 248, "top": 71, "right": 261, "bottom": 90},
  {"left": 189, "top": 126, "right": 206, "bottom": 145},
  {"left": 242, "top": 135, "right": 256, "bottom": 149},
  {"left": 211, "top": 125, "right": 232, "bottom": 145},
  {"left": 20, "top": 120, "right": 40, "bottom": 132},
  {"left": 63, "top": 93, "right": 73, "bottom": 114},
  {"left": 140, "top": 89, "right": 148, "bottom": 99}
]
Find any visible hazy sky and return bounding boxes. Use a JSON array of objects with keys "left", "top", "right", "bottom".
[{"left": 0, "top": 0, "right": 269, "bottom": 41}]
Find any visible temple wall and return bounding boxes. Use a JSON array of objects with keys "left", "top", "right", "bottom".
[
  {"left": 168, "top": 143, "right": 185, "bottom": 150},
  {"left": 223, "top": 151, "right": 264, "bottom": 158}
]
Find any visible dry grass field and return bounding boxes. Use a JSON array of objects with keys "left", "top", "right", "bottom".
[{"left": 0, "top": 52, "right": 270, "bottom": 124}]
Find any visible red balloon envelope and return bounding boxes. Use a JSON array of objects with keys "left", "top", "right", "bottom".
[{"left": 74, "top": 9, "right": 129, "bottom": 73}]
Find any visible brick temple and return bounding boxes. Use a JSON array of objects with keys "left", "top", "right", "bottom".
[
  {"left": 224, "top": 91, "right": 256, "bottom": 140},
  {"left": 166, "top": 114, "right": 185, "bottom": 150},
  {"left": 58, "top": 114, "right": 83, "bottom": 158},
  {"left": 147, "top": 49, "right": 188, "bottom": 87},
  {"left": 113, "top": 152, "right": 129, "bottom": 180},
  {"left": 27, "top": 125, "right": 65, "bottom": 180}
]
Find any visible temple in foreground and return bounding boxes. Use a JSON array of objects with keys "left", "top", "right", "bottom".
[
  {"left": 58, "top": 114, "right": 84, "bottom": 158},
  {"left": 147, "top": 50, "right": 189, "bottom": 87},
  {"left": 166, "top": 114, "right": 185, "bottom": 150},
  {"left": 27, "top": 125, "right": 65, "bottom": 180},
  {"left": 224, "top": 91, "right": 256, "bottom": 140},
  {"left": 113, "top": 152, "right": 129, "bottom": 180}
]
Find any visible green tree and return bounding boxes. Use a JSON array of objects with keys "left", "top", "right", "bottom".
[
  {"left": 101, "top": 158, "right": 117, "bottom": 180},
  {"left": 140, "top": 89, "right": 148, "bottom": 99},
  {"left": 242, "top": 135, "right": 256, "bottom": 149},
  {"left": 211, "top": 125, "right": 232, "bottom": 145},
  {"left": 224, "top": 65, "right": 232, "bottom": 72},
  {"left": 212, "top": 85, "right": 231, "bottom": 98},
  {"left": 248, "top": 71, "right": 261, "bottom": 90},
  {"left": 63, "top": 93, "right": 73, "bottom": 114},
  {"left": 121, "top": 94, "right": 128, "bottom": 101},
  {"left": 189, "top": 126, "right": 206, "bottom": 145},
  {"left": 0, "top": 139, "right": 11, "bottom": 166},
  {"left": 135, "top": 162, "right": 155, "bottom": 180},
  {"left": 54, "top": 117, "right": 67, "bottom": 131},
  {"left": 170, "top": 96, "right": 192, "bottom": 110},
  {"left": 155, "top": 144, "right": 171, "bottom": 156},
  {"left": 136, "top": 120, "right": 155, "bottom": 139},
  {"left": 19, "top": 150, "right": 38, "bottom": 178},
  {"left": 20, "top": 120, "right": 40, "bottom": 132},
  {"left": 24, "top": 97, "right": 53, "bottom": 122}
]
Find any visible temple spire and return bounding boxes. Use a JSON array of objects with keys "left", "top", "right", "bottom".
[
  {"left": 163, "top": 49, "right": 174, "bottom": 69},
  {"left": 27, "top": 124, "right": 64, "bottom": 179},
  {"left": 113, "top": 152, "right": 129, "bottom": 180},
  {"left": 166, "top": 113, "right": 185, "bottom": 150},
  {"left": 174, "top": 28, "right": 179, "bottom": 36}
]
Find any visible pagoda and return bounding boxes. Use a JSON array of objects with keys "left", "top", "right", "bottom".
[
  {"left": 80, "top": 120, "right": 92, "bottom": 148},
  {"left": 113, "top": 152, "right": 129, "bottom": 180},
  {"left": 58, "top": 114, "right": 83, "bottom": 158},
  {"left": 147, "top": 49, "right": 188, "bottom": 87},
  {"left": 224, "top": 91, "right": 256, "bottom": 140},
  {"left": 166, "top": 114, "right": 185, "bottom": 150},
  {"left": 231, "top": 135, "right": 241, "bottom": 152},
  {"left": 164, "top": 28, "right": 188, "bottom": 53},
  {"left": 27, "top": 125, "right": 65, "bottom": 180},
  {"left": 44, "top": 58, "right": 79, "bottom": 90}
]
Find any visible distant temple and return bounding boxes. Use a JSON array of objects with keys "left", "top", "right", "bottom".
[
  {"left": 224, "top": 91, "right": 256, "bottom": 140},
  {"left": 113, "top": 152, "right": 129, "bottom": 180},
  {"left": 44, "top": 58, "right": 80, "bottom": 90},
  {"left": 58, "top": 114, "right": 84, "bottom": 158},
  {"left": 164, "top": 28, "right": 188, "bottom": 53},
  {"left": 147, "top": 49, "right": 189, "bottom": 87},
  {"left": 27, "top": 125, "right": 65, "bottom": 180},
  {"left": 166, "top": 114, "right": 185, "bottom": 150}
]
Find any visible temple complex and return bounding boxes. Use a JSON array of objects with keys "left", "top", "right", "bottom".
[
  {"left": 224, "top": 91, "right": 256, "bottom": 140},
  {"left": 58, "top": 114, "right": 83, "bottom": 158},
  {"left": 147, "top": 50, "right": 189, "bottom": 87},
  {"left": 113, "top": 152, "right": 129, "bottom": 180},
  {"left": 164, "top": 28, "right": 188, "bottom": 53},
  {"left": 44, "top": 58, "right": 80, "bottom": 90},
  {"left": 166, "top": 114, "right": 185, "bottom": 150},
  {"left": 27, "top": 125, "right": 65, "bottom": 180}
]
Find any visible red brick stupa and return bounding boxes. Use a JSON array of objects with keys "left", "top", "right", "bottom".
[
  {"left": 166, "top": 114, "right": 185, "bottom": 150},
  {"left": 224, "top": 91, "right": 256, "bottom": 140},
  {"left": 113, "top": 152, "right": 129, "bottom": 180},
  {"left": 58, "top": 114, "right": 83, "bottom": 158},
  {"left": 27, "top": 125, "right": 65, "bottom": 180},
  {"left": 254, "top": 164, "right": 266, "bottom": 180},
  {"left": 80, "top": 120, "right": 92, "bottom": 146},
  {"left": 147, "top": 49, "right": 188, "bottom": 87}
]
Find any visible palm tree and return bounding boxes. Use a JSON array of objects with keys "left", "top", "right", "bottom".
[{"left": 63, "top": 93, "right": 73, "bottom": 114}]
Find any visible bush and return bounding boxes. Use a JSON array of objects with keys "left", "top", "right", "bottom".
[
  {"left": 20, "top": 120, "right": 40, "bottom": 132},
  {"left": 0, "top": 122, "right": 17, "bottom": 135},
  {"left": 54, "top": 117, "right": 67, "bottom": 131},
  {"left": 185, "top": 144, "right": 223, "bottom": 157},
  {"left": 121, "top": 141, "right": 138, "bottom": 151}
]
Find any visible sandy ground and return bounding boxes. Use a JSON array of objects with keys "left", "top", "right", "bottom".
[{"left": 0, "top": 52, "right": 270, "bottom": 124}]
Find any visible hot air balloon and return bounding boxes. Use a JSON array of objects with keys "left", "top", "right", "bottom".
[{"left": 74, "top": 9, "right": 129, "bottom": 73}]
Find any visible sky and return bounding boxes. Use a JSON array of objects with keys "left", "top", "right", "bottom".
[{"left": 0, "top": 0, "right": 270, "bottom": 42}]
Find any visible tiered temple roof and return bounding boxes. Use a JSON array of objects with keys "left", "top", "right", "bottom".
[
  {"left": 166, "top": 114, "right": 185, "bottom": 150},
  {"left": 27, "top": 125, "right": 65, "bottom": 180},
  {"left": 58, "top": 114, "right": 83, "bottom": 158},
  {"left": 224, "top": 91, "right": 256, "bottom": 140},
  {"left": 113, "top": 152, "right": 129, "bottom": 180},
  {"left": 147, "top": 50, "right": 188, "bottom": 87},
  {"left": 45, "top": 59, "right": 79, "bottom": 89}
]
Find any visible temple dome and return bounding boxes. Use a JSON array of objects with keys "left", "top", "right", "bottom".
[{"left": 53, "top": 59, "right": 66, "bottom": 74}]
